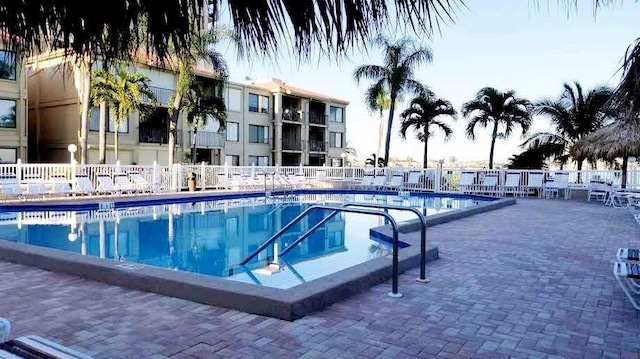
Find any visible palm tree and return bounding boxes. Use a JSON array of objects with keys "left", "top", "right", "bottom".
[
  {"left": 399, "top": 95, "right": 457, "bottom": 168},
  {"left": 353, "top": 36, "right": 433, "bottom": 166},
  {"left": 182, "top": 79, "right": 227, "bottom": 164},
  {"left": 167, "top": 29, "right": 230, "bottom": 165},
  {"left": 462, "top": 88, "right": 533, "bottom": 169},
  {"left": 522, "top": 82, "right": 613, "bottom": 170},
  {"left": 92, "top": 68, "right": 156, "bottom": 161}
]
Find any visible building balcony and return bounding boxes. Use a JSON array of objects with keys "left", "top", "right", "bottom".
[
  {"left": 188, "top": 131, "right": 224, "bottom": 148},
  {"left": 309, "top": 140, "right": 326, "bottom": 152},
  {"left": 139, "top": 128, "right": 182, "bottom": 145},
  {"left": 308, "top": 113, "right": 327, "bottom": 126},
  {"left": 142, "top": 86, "right": 175, "bottom": 106},
  {"left": 282, "top": 138, "right": 302, "bottom": 151}
]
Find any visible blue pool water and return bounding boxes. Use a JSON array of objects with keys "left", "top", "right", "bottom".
[{"left": 0, "top": 192, "right": 489, "bottom": 288}]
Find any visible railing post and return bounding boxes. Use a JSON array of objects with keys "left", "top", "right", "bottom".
[
  {"left": 434, "top": 168, "right": 441, "bottom": 192},
  {"left": 15, "top": 159, "right": 22, "bottom": 183},
  {"left": 70, "top": 160, "right": 77, "bottom": 192},
  {"left": 152, "top": 161, "right": 159, "bottom": 190},
  {"left": 200, "top": 161, "right": 206, "bottom": 190},
  {"left": 172, "top": 163, "right": 181, "bottom": 192}
]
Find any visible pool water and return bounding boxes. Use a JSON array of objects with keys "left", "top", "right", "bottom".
[{"left": 0, "top": 193, "right": 486, "bottom": 289}]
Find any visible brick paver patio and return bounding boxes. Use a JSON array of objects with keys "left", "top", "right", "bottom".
[{"left": 1, "top": 199, "right": 640, "bottom": 358}]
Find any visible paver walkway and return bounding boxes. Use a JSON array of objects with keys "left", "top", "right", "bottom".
[{"left": 1, "top": 199, "right": 640, "bottom": 358}]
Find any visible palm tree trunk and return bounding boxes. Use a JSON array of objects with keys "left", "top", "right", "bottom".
[
  {"left": 488, "top": 121, "right": 499, "bottom": 169},
  {"left": 79, "top": 61, "right": 91, "bottom": 164},
  {"left": 191, "top": 127, "right": 197, "bottom": 164},
  {"left": 576, "top": 160, "right": 583, "bottom": 183},
  {"left": 377, "top": 111, "right": 384, "bottom": 157},
  {"left": 423, "top": 136, "right": 429, "bottom": 169},
  {"left": 169, "top": 94, "right": 181, "bottom": 165},
  {"left": 622, "top": 155, "right": 629, "bottom": 189},
  {"left": 114, "top": 130, "right": 119, "bottom": 161},
  {"left": 383, "top": 97, "right": 396, "bottom": 167},
  {"left": 98, "top": 102, "right": 107, "bottom": 164}
]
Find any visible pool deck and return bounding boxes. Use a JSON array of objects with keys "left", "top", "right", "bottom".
[{"left": 2, "top": 199, "right": 640, "bottom": 358}]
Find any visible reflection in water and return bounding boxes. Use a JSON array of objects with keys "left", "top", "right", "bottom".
[{"left": 0, "top": 194, "right": 485, "bottom": 288}]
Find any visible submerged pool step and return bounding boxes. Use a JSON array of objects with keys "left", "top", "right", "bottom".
[{"left": 368, "top": 229, "right": 411, "bottom": 249}]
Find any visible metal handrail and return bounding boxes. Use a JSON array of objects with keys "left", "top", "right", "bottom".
[
  {"left": 238, "top": 204, "right": 403, "bottom": 297},
  {"left": 278, "top": 202, "right": 428, "bottom": 283}
]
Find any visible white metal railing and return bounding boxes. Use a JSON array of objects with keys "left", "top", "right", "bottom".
[{"left": 0, "top": 161, "right": 637, "bottom": 197}]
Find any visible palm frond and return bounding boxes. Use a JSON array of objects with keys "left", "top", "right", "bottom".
[{"left": 353, "top": 65, "right": 388, "bottom": 84}]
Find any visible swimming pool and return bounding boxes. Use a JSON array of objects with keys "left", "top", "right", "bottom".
[{"left": 0, "top": 191, "right": 489, "bottom": 289}]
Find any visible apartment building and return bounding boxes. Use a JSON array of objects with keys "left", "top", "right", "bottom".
[
  {"left": 26, "top": 53, "right": 348, "bottom": 166},
  {"left": 221, "top": 79, "right": 350, "bottom": 167},
  {"left": 0, "top": 47, "right": 28, "bottom": 164}
]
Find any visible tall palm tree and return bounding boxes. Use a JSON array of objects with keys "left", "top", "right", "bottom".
[
  {"left": 462, "top": 87, "right": 533, "bottom": 169},
  {"left": 183, "top": 78, "right": 227, "bottom": 164},
  {"left": 168, "top": 29, "right": 230, "bottom": 165},
  {"left": 374, "top": 93, "right": 391, "bottom": 159},
  {"left": 353, "top": 36, "right": 433, "bottom": 166},
  {"left": 91, "top": 68, "right": 156, "bottom": 161},
  {"left": 523, "top": 82, "right": 613, "bottom": 170},
  {"left": 399, "top": 95, "right": 457, "bottom": 168}
]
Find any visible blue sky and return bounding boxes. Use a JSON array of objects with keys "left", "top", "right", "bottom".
[{"left": 219, "top": 0, "right": 640, "bottom": 165}]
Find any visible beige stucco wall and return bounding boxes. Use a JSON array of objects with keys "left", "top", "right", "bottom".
[{"left": 0, "top": 49, "right": 28, "bottom": 162}]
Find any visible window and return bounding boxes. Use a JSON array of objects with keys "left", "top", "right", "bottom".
[
  {"left": 249, "top": 125, "right": 269, "bottom": 144},
  {"left": 226, "top": 88, "right": 242, "bottom": 112},
  {"left": 0, "top": 99, "right": 16, "bottom": 129},
  {"left": 225, "top": 155, "right": 239, "bottom": 166},
  {"left": 248, "top": 93, "right": 269, "bottom": 114},
  {"left": 248, "top": 156, "right": 269, "bottom": 166},
  {"left": 0, "top": 148, "right": 16, "bottom": 164},
  {"left": 331, "top": 158, "right": 343, "bottom": 167},
  {"left": 89, "top": 107, "right": 128, "bottom": 133},
  {"left": 0, "top": 51, "right": 16, "bottom": 81},
  {"left": 226, "top": 122, "right": 239, "bottom": 141},
  {"left": 329, "top": 106, "right": 344, "bottom": 123},
  {"left": 329, "top": 132, "right": 343, "bottom": 148}
]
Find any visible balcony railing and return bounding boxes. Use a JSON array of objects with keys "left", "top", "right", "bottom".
[
  {"left": 282, "top": 110, "right": 303, "bottom": 122},
  {"left": 308, "top": 113, "right": 327, "bottom": 126},
  {"left": 188, "top": 131, "right": 225, "bottom": 148},
  {"left": 142, "top": 86, "right": 175, "bottom": 106},
  {"left": 139, "top": 128, "right": 182, "bottom": 145},
  {"left": 309, "top": 140, "right": 326, "bottom": 152},
  {"left": 282, "top": 138, "right": 302, "bottom": 151}
]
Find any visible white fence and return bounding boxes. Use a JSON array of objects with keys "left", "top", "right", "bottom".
[{"left": 0, "top": 161, "right": 636, "bottom": 195}]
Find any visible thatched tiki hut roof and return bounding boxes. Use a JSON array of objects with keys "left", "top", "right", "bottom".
[
  {"left": 573, "top": 119, "right": 640, "bottom": 187},
  {"left": 0, "top": 0, "right": 461, "bottom": 62}
]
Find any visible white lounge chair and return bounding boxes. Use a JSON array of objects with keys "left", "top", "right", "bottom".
[
  {"left": 356, "top": 175, "right": 374, "bottom": 189},
  {"left": 544, "top": 172, "right": 570, "bottom": 199},
  {"left": 114, "top": 174, "right": 137, "bottom": 193},
  {"left": 371, "top": 175, "right": 387, "bottom": 189},
  {"left": 0, "top": 317, "right": 93, "bottom": 358},
  {"left": 404, "top": 172, "right": 422, "bottom": 191},
  {"left": 96, "top": 175, "right": 119, "bottom": 195},
  {"left": 129, "top": 172, "right": 155, "bottom": 193},
  {"left": 614, "top": 261, "right": 640, "bottom": 310},
  {"left": 458, "top": 171, "right": 476, "bottom": 193},
  {"left": 501, "top": 172, "right": 522, "bottom": 197},
  {"left": 51, "top": 176, "right": 72, "bottom": 196},
  {"left": 74, "top": 175, "right": 96, "bottom": 195},
  {"left": 524, "top": 171, "right": 544, "bottom": 197},
  {"left": 26, "top": 181, "right": 49, "bottom": 198},
  {"left": 384, "top": 174, "right": 404, "bottom": 190},
  {"left": 475, "top": 175, "right": 499, "bottom": 195},
  {"left": 0, "top": 176, "right": 23, "bottom": 199},
  {"left": 588, "top": 181, "right": 610, "bottom": 202}
]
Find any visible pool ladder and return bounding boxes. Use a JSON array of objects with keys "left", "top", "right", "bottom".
[{"left": 233, "top": 202, "right": 429, "bottom": 297}]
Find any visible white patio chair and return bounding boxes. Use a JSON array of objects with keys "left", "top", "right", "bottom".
[
  {"left": 588, "top": 181, "right": 609, "bottom": 202},
  {"left": 544, "top": 172, "right": 570, "bottom": 199},
  {"left": 229, "top": 174, "right": 247, "bottom": 190},
  {"left": 26, "top": 181, "right": 49, "bottom": 198},
  {"left": 459, "top": 171, "right": 476, "bottom": 193},
  {"left": 96, "top": 174, "right": 119, "bottom": 195},
  {"left": 356, "top": 175, "right": 375, "bottom": 189},
  {"left": 523, "top": 171, "right": 544, "bottom": 197},
  {"left": 371, "top": 175, "right": 387, "bottom": 190},
  {"left": 215, "top": 173, "right": 231, "bottom": 190},
  {"left": 614, "top": 261, "right": 640, "bottom": 311},
  {"left": 114, "top": 174, "right": 137, "bottom": 193},
  {"left": 501, "top": 172, "right": 522, "bottom": 197}
]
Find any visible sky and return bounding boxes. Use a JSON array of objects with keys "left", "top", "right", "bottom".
[{"left": 218, "top": 0, "right": 640, "bottom": 165}]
